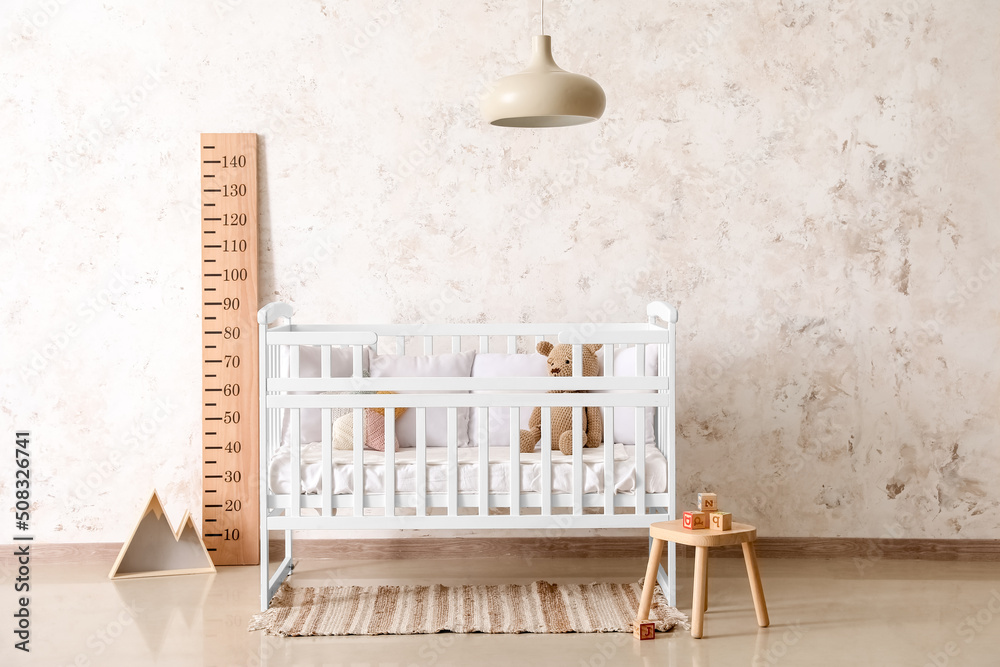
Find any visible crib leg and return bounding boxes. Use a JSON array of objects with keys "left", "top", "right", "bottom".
[
  {"left": 261, "top": 527, "right": 296, "bottom": 611},
  {"left": 260, "top": 527, "right": 269, "bottom": 612}
]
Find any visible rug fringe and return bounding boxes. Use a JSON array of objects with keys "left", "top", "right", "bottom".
[{"left": 649, "top": 581, "right": 690, "bottom": 631}]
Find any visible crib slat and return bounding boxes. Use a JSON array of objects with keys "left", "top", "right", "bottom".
[
  {"left": 479, "top": 335, "right": 489, "bottom": 353},
  {"left": 447, "top": 407, "right": 458, "bottom": 516},
  {"left": 636, "top": 377, "right": 646, "bottom": 515},
  {"left": 416, "top": 408, "right": 427, "bottom": 517},
  {"left": 352, "top": 408, "right": 363, "bottom": 516},
  {"left": 478, "top": 407, "right": 488, "bottom": 516},
  {"left": 666, "top": 329, "right": 676, "bottom": 511},
  {"left": 423, "top": 336, "right": 433, "bottom": 355},
  {"left": 290, "top": 409, "right": 301, "bottom": 518},
  {"left": 573, "top": 406, "right": 583, "bottom": 516},
  {"left": 507, "top": 335, "right": 516, "bottom": 354},
  {"left": 451, "top": 336, "right": 461, "bottom": 353},
  {"left": 603, "top": 345, "right": 614, "bottom": 514},
  {"left": 603, "top": 406, "right": 614, "bottom": 515},
  {"left": 572, "top": 344, "right": 581, "bottom": 378},
  {"left": 269, "top": 345, "right": 279, "bottom": 453},
  {"left": 385, "top": 407, "right": 396, "bottom": 518},
  {"left": 540, "top": 407, "right": 551, "bottom": 517},
  {"left": 352, "top": 345, "right": 363, "bottom": 379},
  {"left": 509, "top": 407, "right": 520, "bottom": 517},
  {"left": 321, "top": 408, "right": 331, "bottom": 517},
  {"left": 320, "top": 344, "right": 331, "bottom": 517}
]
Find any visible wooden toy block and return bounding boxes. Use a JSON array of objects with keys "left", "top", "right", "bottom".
[
  {"left": 709, "top": 511, "right": 733, "bottom": 531},
  {"left": 697, "top": 493, "right": 718, "bottom": 512},
  {"left": 634, "top": 620, "right": 656, "bottom": 640},
  {"left": 682, "top": 511, "right": 709, "bottom": 530}
]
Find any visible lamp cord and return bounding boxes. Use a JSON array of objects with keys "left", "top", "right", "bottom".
[{"left": 540, "top": 0, "right": 544, "bottom": 35}]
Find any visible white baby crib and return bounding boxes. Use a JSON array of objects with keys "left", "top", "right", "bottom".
[{"left": 258, "top": 301, "right": 678, "bottom": 611}]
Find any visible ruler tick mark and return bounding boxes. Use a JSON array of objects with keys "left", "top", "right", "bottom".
[{"left": 202, "top": 132, "right": 258, "bottom": 566}]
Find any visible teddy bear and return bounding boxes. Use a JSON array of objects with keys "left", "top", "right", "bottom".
[{"left": 519, "top": 341, "right": 603, "bottom": 455}]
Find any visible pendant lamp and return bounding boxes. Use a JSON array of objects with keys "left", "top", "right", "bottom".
[{"left": 481, "top": 1, "right": 606, "bottom": 128}]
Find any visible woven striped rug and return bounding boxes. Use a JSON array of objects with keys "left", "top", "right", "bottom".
[{"left": 249, "top": 580, "right": 685, "bottom": 636}]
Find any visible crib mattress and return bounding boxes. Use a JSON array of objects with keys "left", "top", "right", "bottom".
[{"left": 268, "top": 443, "right": 668, "bottom": 496}]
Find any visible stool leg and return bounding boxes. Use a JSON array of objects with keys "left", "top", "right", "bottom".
[
  {"left": 637, "top": 538, "right": 664, "bottom": 623},
  {"left": 691, "top": 546, "right": 708, "bottom": 639},
  {"left": 704, "top": 554, "right": 708, "bottom": 612},
  {"left": 742, "top": 541, "right": 769, "bottom": 628}
]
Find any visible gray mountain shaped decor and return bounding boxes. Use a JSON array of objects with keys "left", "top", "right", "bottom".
[{"left": 109, "top": 489, "right": 217, "bottom": 579}]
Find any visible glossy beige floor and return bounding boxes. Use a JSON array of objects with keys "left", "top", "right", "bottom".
[{"left": 4, "top": 554, "right": 1000, "bottom": 666}]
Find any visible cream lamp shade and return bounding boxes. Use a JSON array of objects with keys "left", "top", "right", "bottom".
[{"left": 482, "top": 34, "right": 606, "bottom": 127}]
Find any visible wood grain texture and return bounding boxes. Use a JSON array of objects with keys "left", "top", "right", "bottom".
[
  {"left": 200, "top": 133, "right": 259, "bottom": 566},
  {"left": 9, "top": 536, "right": 1000, "bottom": 565},
  {"left": 650, "top": 519, "right": 757, "bottom": 547},
  {"left": 637, "top": 537, "right": 664, "bottom": 622},
  {"left": 742, "top": 542, "right": 769, "bottom": 628}
]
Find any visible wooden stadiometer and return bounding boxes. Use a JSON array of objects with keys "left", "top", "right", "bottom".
[{"left": 201, "top": 133, "right": 259, "bottom": 565}]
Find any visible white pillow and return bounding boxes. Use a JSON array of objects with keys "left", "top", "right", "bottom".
[
  {"left": 597, "top": 345, "right": 659, "bottom": 446},
  {"left": 279, "top": 346, "right": 368, "bottom": 447},
  {"left": 469, "top": 353, "right": 549, "bottom": 447},
  {"left": 369, "top": 351, "right": 476, "bottom": 447}
]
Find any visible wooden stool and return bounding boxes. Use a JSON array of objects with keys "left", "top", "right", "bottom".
[{"left": 637, "top": 520, "right": 768, "bottom": 639}]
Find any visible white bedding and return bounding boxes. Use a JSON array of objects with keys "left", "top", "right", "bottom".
[{"left": 268, "top": 443, "right": 668, "bottom": 496}]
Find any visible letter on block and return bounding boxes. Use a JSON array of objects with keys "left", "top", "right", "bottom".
[
  {"left": 697, "top": 493, "right": 717, "bottom": 512},
  {"left": 682, "top": 511, "right": 708, "bottom": 530},
  {"left": 709, "top": 511, "right": 732, "bottom": 531},
  {"left": 634, "top": 620, "right": 655, "bottom": 640}
]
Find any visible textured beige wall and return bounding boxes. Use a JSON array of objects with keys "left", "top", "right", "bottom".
[{"left": 1, "top": 0, "right": 997, "bottom": 544}]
